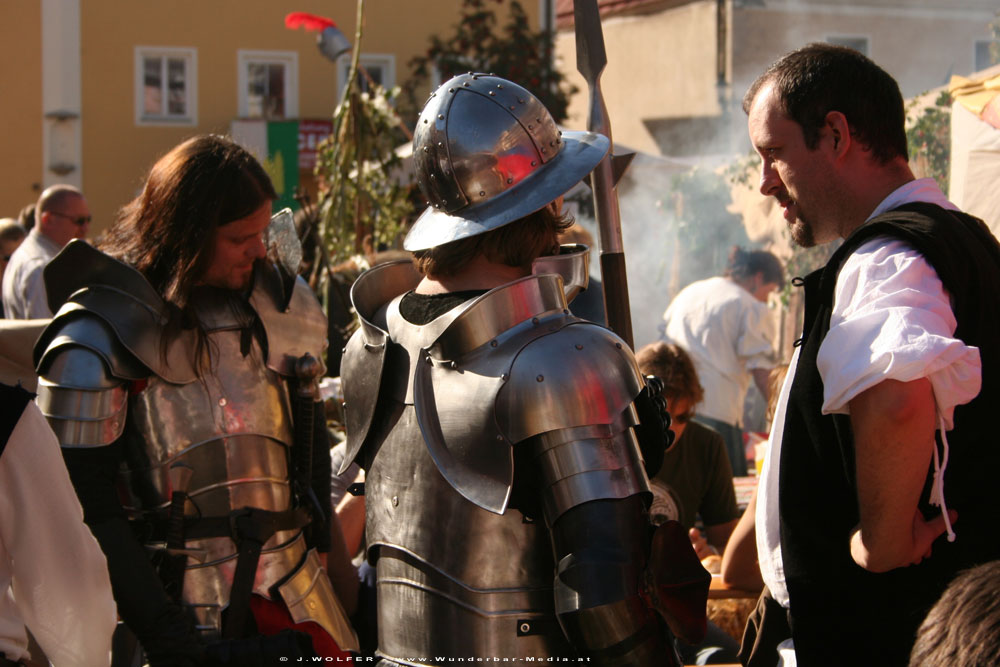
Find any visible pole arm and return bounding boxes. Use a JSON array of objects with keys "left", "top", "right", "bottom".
[{"left": 574, "top": 0, "right": 634, "bottom": 348}]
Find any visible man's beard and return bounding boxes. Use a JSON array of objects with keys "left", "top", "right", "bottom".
[{"left": 788, "top": 215, "right": 817, "bottom": 248}]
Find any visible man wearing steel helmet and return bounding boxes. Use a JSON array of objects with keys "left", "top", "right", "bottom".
[{"left": 340, "top": 73, "right": 706, "bottom": 665}]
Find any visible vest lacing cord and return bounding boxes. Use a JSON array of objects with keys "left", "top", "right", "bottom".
[{"left": 929, "top": 412, "right": 957, "bottom": 543}]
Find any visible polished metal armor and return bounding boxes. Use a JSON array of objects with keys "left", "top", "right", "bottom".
[
  {"left": 341, "top": 258, "right": 653, "bottom": 664},
  {"left": 33, "top": 241, "right": 358, "bottom": 650},
  {"left": 404, "top": 73, "right": 609, "bottom": 251}
]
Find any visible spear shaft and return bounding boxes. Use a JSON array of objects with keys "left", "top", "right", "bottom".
[{"left": 574, "top": 0, "right": 634, "bottom": 348}]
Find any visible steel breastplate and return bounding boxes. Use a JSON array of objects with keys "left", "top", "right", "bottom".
[{"left": 120, "top": 294, "right": 302, "bottom": 636}]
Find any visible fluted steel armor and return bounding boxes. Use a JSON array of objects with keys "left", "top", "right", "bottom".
[
  {"left": 341, "top": 260, "right": 653, "bottom": 664},
  {"left": 33, "top": 241, "right": 357, "bottom": 649}
]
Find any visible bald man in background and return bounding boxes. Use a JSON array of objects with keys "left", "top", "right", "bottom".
[{"left": 2, "top": 185, "right": 90, "bottom": 319}]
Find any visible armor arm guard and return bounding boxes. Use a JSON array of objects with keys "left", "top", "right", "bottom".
[{"left": 35, "top": 314, "right": 146, "bottom": 447}]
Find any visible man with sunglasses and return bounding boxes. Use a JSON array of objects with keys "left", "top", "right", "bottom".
[{"left": 2, "top": 185, "right": 90, "bottom": 319}]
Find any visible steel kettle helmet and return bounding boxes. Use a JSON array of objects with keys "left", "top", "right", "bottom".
[{"left": 403, "top": 73, "right": 609, "bottom": 251}]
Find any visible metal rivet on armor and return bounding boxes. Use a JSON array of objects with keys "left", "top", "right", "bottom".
[
  {"left": 506, "top": 178, "right": 513, "bottom": 184},
  {"left": 423, "top": 147, "right": 430, "bottom": 153},
  {"left": 392, "top": 496, "right": 398, "bottom": 507},
  {"left": 488, "top": 91, "right": 495, "bottom": 96},
  {"left": 518, "top": 98, "right": 524, "bottom": 104},
  {"left": 501, "top": 373, "right": 509, "bottom": 382},
  {"left": 558, "top": 130, "right": 563, "bottom": 136},
  {"left": 520, "top": 622, "right": 530, "bottom": 633},
  {"left": 423, "top": 119, "right": 428, "bottom": 124},
  {"left": 531, "top": 161, "right": 537, "bottom": 167},
  {"left": 563, "top": 309, "right": 569, "bottom": 314},
  {"left": 450, "top": 361, "right": 458, "bottom": 369},
  {"left": 536, "top": 118, "right": 542, "bottom": 123},
  {"left": 425, "top": 355, "right": 433, "bottom": 365},
  {"left": 536, "top": 375, "right": 544, "bottom": 382},
  {"left": 509, "top": 105, "right": 515, "bottom": 110},
  {"left": 490, "top": 340, "right": 498, "bottom": 347},
  {"left": 527, "top": 124, "right": 533, "bottom": 130},
  {"left": 616, "top": 343, "right": 622, "bottom": 349},
  {"left": 575, "top": 344, "right": 583, "bottom": 350},
  {"left": 437, "top": 142, "right": 444, "bottom": 147},
  {"left": 218, "top": 397, "right": 227, "bottom": 407},
  {"left": 448, "top": 88, "right": 455, "bottom": 93},
  {"left": 463, "top": 82, "right": 470, "bottom": 87},
  {"left": 472, "top": 75, "right": 479, "bottom": 80},
  {"left": 437, "top": 114, "right": 444, "bottom": 120},
  {"left": 497, "top": 83, "right": 503, "bottom": 89},
  {"left": 341, "top": 346, "right": 347, "bottom": 354},
  {"left": 496, "top": 434, "right": 504, "bottom": 442},
  {"left": 541, "top": 148, "right": 547, "bottom": 154},
  {"left": 550, "top": 141, "right": 556, "bottom": 147},
  {"left": 532, "top": 317, "right": 539, "bottom": 325},
  {"left": 479, "top": 190, "right": 486, "bottom": 197}
]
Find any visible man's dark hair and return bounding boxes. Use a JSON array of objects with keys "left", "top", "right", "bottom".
[
  {"left": 909, "top": 560, "right": 1000, "bottom": 666},
  {"left": 102, "top": 134, "right": 276, "bottom": 308},
  {"left": 724, "top": 246, "right": 784, "bottom": 288},
  {"left": 412, "top": 204, "right": 572, "bottom": 277},
  {"left": 743, "top": 43, "right": 908, "bottom": 164}
]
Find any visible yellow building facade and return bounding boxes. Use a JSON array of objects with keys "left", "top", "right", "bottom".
[{"left": 1, "top": 0, "right": 544, "bottom": 234}]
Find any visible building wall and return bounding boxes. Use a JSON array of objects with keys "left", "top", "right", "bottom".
[
  {"left": 555, "top": 0, "right": 721, "bottom": 154},
  {"left": 1, "top": 0, "right": 540, "bottom": 235},
  {"left": 0, "top": 3, "right": 44, "bottom": 217}
]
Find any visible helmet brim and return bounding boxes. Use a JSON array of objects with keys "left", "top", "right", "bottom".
[{"left": 403, "top": 131, "right": 610, "bottom": 252}]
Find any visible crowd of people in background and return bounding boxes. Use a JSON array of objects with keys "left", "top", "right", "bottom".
[{"left": 2, "top": 40, "right": 1000, "bottom": 667}]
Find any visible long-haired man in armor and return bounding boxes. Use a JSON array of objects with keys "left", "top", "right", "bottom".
[
  {"left": 33, "top": 135, "right": 358, "bottom": 665},
  {"left": 340, "top": 73, "right": 708, "bottom": 665}
]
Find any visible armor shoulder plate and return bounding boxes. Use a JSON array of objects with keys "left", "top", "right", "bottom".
[
  {"left": 250, "top": 263, "right": 329, "bottom": 377},
  {"left": 35, "top": 314, "right": 135, "bottom": 447},
  {"left": 35, "top": 240, "right": 198, "bottom": 384},
  {"left": 497, "top": 321, "right": 644, "bottom": 444},
  {"left": 340, "top": 260, "right": 422, "bottom": 473}
]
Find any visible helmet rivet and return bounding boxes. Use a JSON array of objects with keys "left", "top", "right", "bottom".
[
  {"left": 449, "top": 88, "right": 455, "bottom": 93},
  {"left": 437, "top": 142, "right": 444, "bottom": 147},
  {"left": 423, "top": 119, "right": 428, "bottom": 124},
  {"left": 450, "top": 361, "right": 458, "bottom": 369},
  {"left": 541, "top": 148, "right": 546, "bottom": 154},
  {"left": 472, "top": 75, "right": 479, "bottom": 80},
  {"left": 501, "top": 373, "right": 508, "bottom": 381},
  {"left": 575, "top": 344, "right": 583, "bottom": 350},
  {"left": 532, "top": 317, "right": 540, "bottom": 325},
  {"left": 536, "top": 118, "right": 542, "bottom": 123},
  {"left": 506, "top": 178, "right": 513, "bottom": 184},
  {"left": 616, "top": 343, "right": 622, "bottom": 349},
  {"left": 531, "top": 161, "right": 537, "bottom": 167},
  {"left": 479, "top": 191, "right": 486, "bottom": 196},
  {"left": 497, "top": 84, "right": 503, "bottom": 89},
  {"left": 558, "top": 130, "right": 563, "bottom": 136},
  {"left": 437, "top": 114, "right": 444, "bottom": 120},
  {"left": 423, "top": 147, "right": 430, "bottom": 153},
  {"left": 509, "top": 105, "right": 515, "bottom": 110},
  {"left": 464, "top": 82, "right": 470, "bottom": 87},
  {"left": 518, "top": 98, "right": 524, "bottom": 104},
  {"left": 550, "top": 141, "right": 555, "bottom": 146},
  {"left": 490, "top": 340, "right": 498, "bottom": 347},
  {"left": 536, "top": 375, "right": 544, "bottom": 382},
  {"left": 527, "top": 125, "right": 533, "bottom": 130},
  {"left": 489, "top": 91, "right": 495, "bottom": 96}
]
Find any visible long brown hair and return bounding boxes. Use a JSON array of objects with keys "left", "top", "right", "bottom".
[{"left": 101, "top": 135, "right": 276, "bottom": 365}]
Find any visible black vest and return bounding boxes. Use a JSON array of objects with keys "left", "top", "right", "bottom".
[{"left": 779, "top": 203, "right": 1000, "bottom": 665}]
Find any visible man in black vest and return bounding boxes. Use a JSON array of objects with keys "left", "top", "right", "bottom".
[{"left": 741, "top": 43, "right": 1000, "bottom": 665}]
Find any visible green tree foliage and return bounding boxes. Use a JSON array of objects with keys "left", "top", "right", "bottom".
[
  {"left": 906, "top": 90, "right": 951, "bottom": 194},
  {"left": 405, "top": 0, "right": 575, "bottom": 123},
  {"left": 313, "top": 0, "right": 413, "bottom": 267}
]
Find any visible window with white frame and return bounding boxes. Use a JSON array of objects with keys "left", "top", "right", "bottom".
[
  {"left": 238, "top": 50, "right": 298, "bottom": 119},
  {"left": 337, "top": 54, "right": 396, "bottom": 96},
  {"left": 975, "top": 40, "right": 1000, "bottom": 73},
  {"left": 826, "top": 35, "right": 869, "bottom": 57},
  {"left": 135, "top": 47, "right": 197, "bottom": 125}
]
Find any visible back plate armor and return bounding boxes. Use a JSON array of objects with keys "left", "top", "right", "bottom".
[{"left": 341, "top": 261, "right": 650, "bottom": 663}]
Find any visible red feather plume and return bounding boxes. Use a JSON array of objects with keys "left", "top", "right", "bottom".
[{"left": 285, "top": 12, "right": 336, "bottom": 32}]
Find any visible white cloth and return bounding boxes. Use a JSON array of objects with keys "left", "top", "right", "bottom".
[
  {"left": 660, "top": 276, "right": 777, "bottom": 427},
  {"left": 0, "top": 400, "right": 116, "bottom": 666},
  {"left": 758, "top": 178, "right": 981, "bottom": 609},
  {"left": 1, "top": 229, "right": 60, "bottom": 320}
]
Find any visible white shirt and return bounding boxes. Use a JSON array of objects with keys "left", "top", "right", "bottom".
[
  {"left": 1, "top": 229, "right": 61, "bottom": 319},
  {"left": 0, "top": 399, "right": 117, "bottom": 666},
  {"left": 757, "top": 178, "right": 982, "bottom": 608},
  {"left": 661, "top": 276, "right": 777, "bottom": 426}
]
